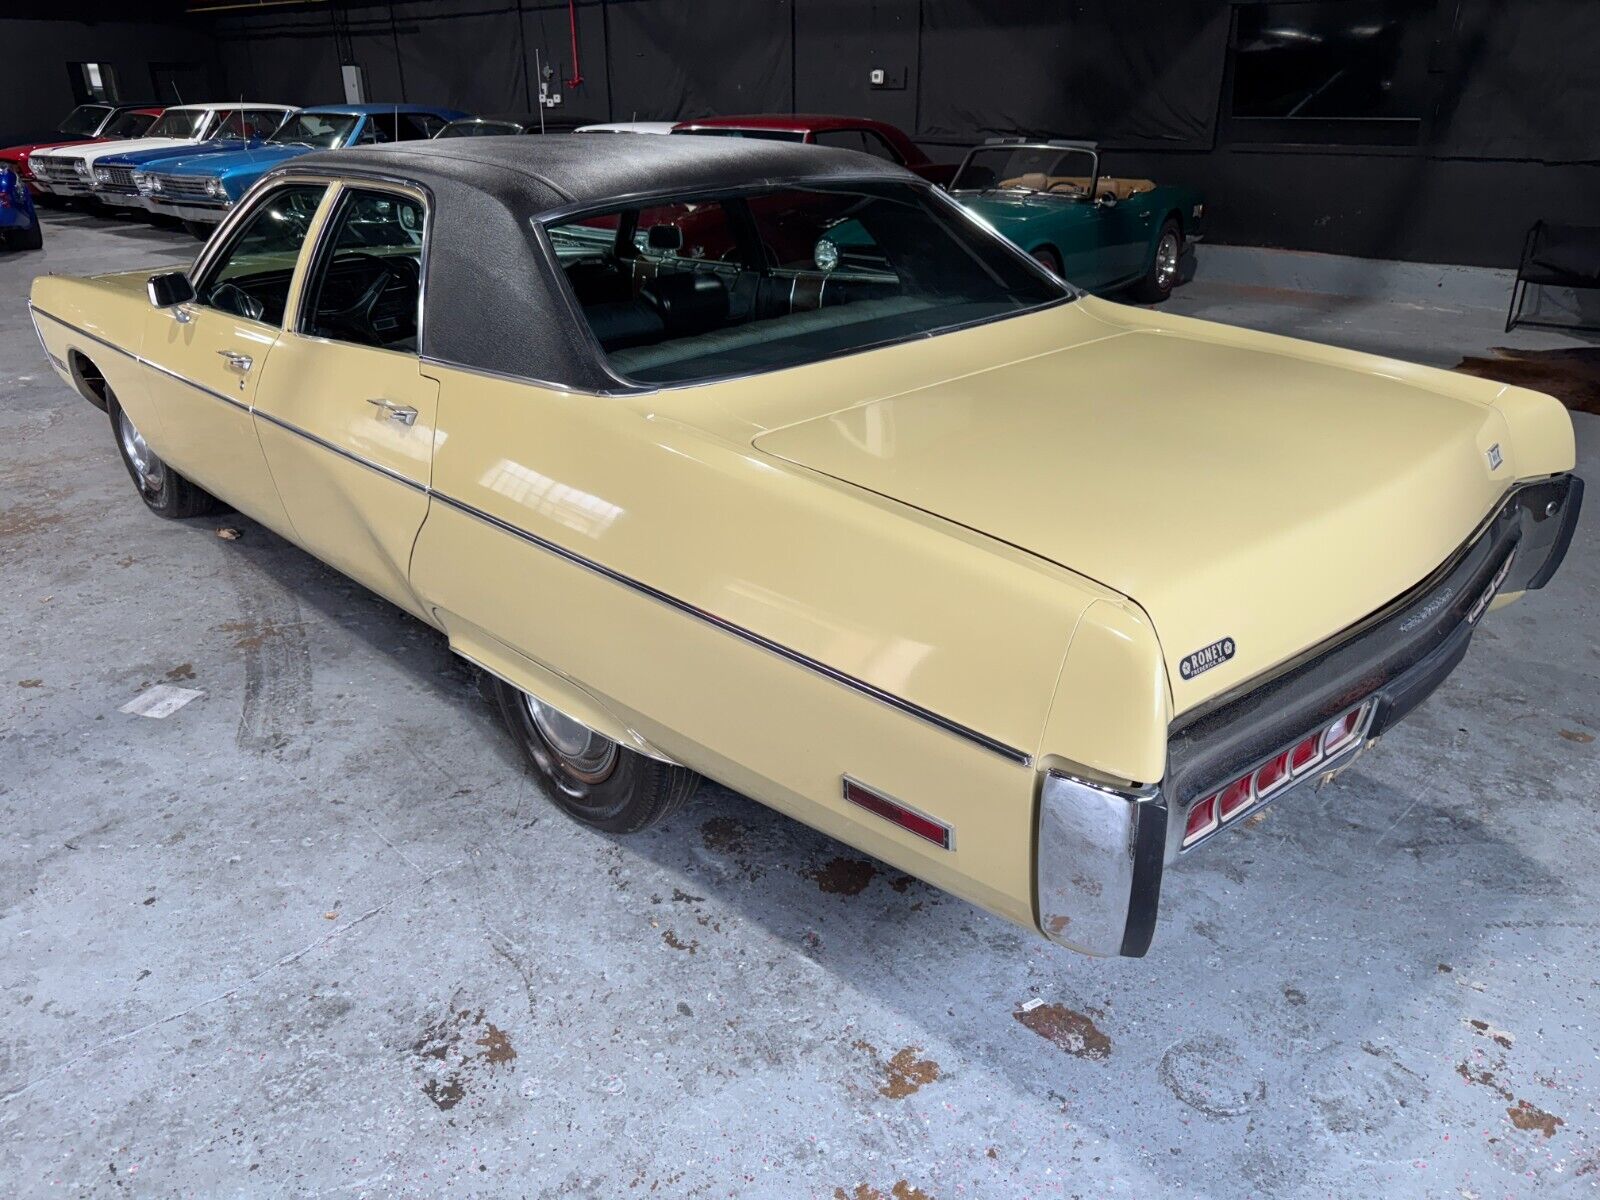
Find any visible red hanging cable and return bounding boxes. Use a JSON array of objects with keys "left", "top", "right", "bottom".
[{"left": 565, "top": 0, "right": 585, "bottom": 89}]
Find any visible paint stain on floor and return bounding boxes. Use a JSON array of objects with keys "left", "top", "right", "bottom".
[
  {"left": 853, "top": 1040, "right": 941, "bottom": 1099},
  {"left": 834, "top": 1182, "right": 936, "bottom": 1200},
  {"left": 804, "top": 856, "right": 878, "bottom": 896},
  {"left": 1508, "top": 1098, "right": 1564, "bottom": 1138},
  {"left": 410, "top": 1007, "right": 516, "bottom": 1111},
  {"left": 1454, "top": 346, "right": 1600, "bottom": 415},
  {"left": 1013, "top": 1002, "right": 1113, "bottom": 1061}
]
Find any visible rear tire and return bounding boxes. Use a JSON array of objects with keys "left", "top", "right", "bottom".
[
  {"left": 490, "top": 676, "right": 700, "bottom": 834},
  {"left": 1131, "top": 218, "right": 1182, "bottom": 303},
  {"left": 107, "top": 392, "right": 220, "bottom": 519},
  {"left": 1031, "top": 245, "right": 1063, "bottom": 276},
  {"left": 3, "top": 222, "right": 44, "bottom": 251}
]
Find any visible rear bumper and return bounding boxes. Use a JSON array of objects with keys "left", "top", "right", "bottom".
[{"left": 1036, "top": 473, "right": 1583, "bottom": 957}]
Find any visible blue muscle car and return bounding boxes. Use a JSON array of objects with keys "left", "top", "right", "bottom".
[
  {"left": 88, "top": 106, "right": 293, "bottom": 214},
  {"left": 134, "top": 104, "right": 466, "bottom": 237},
  {"left": 0, "top": 165, "right": 43, "bottom": 251},
  {"left": 949, "top": 140, "right": 1204, "bottom": 302}
]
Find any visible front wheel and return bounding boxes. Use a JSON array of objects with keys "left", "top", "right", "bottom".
[
  {"left": 2, "top": 222, "right": 44, "bottom": 251},
  {"left": 108, "top": 393, "right": 219, "bottom": 518},
  {"left": 183, "top": 220, "right": 213, "bottom": 241},
  {"left": 1130, "top": 218, "right": 1182, "bottom": 303},
  {"left": 490, "top": 676, "right": 700, "bottom": 834}
]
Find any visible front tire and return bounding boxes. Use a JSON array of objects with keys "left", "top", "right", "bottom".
[
  {"left": 490, "top": 676, "right": 700, "bottom": 834},
  {"left": 1131, "top": 218, "right": 1182, "bottom": 303},
  {"left": 183, "top": 220, "right": 212, "bottom": 241},
  {"left": 108, "top": 393, "right": 219, "bottom": 518},
  {"left": 3, "top": 222, "right": 44, "bottom": 251}
]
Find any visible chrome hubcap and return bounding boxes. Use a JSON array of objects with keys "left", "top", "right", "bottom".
[
  {"left": 1155, "top": 232, "right": 1180, "bottom": 289},
  {"left": 117, "top": 409, "right": 165, "bottom": 494},
  {"left": 524, "top": 693, "right": 618, "bottom": 781}
]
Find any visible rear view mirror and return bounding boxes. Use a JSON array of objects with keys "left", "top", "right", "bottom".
[
  {"left": 147, "top": 271, "right": 195, "bottom": 309},
  {"left": 647, "top": 223, "right": 683, "bottom": 252}
]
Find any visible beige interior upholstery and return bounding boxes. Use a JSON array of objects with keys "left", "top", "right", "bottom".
[{"left": 999, "top": 173, "right": 1156, "bottom": 201}]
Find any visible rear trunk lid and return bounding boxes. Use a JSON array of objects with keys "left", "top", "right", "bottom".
[{"left": 754, "top": 323, "right": 1512, "bottom": 714}]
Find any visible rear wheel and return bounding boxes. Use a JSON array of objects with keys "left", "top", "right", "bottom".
[
  {"left": 1131, "top": 218, "right": 1182, "bottom": 303},
  {"left": 2, "top": 222, "right": 44, "bottom": 251},
  {"left": 1031, "top": 245, "right": 1063, "bottom": 276},
  {"left": 108, "top": 392, "right": 219, "bottom": 518},
  {"left": 490, "top": 676, "right": 700, "bottom": 834}
]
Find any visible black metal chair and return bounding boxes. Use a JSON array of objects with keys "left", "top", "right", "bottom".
[{"left": 1506, "top": 221, "right": 1600, "bottom": 333}]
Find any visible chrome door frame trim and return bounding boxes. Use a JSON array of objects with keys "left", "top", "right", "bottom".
[{"left": 252, "top": 407, "right": 428, "bottom": 494}]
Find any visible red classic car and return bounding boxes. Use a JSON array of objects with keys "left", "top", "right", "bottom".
[
  {"left": 0, "top": 104, "right": 164, "bottom": 198},
  {"left": 671, "top": 114, "right": 956, "bottom": 185}
]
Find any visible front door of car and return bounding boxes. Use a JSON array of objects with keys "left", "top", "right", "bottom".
[
  {"left": 250, "top": 184, "right": 439, "bottom": 620},
  {"left": 139, "top": 180, "right": 330, "bottom": 538}
]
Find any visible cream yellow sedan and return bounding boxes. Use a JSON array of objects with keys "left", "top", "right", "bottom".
[{"left": 29, "top": 137, "right": 1582, "bottom": 957}]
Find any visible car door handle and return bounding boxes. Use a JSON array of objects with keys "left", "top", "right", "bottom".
[
  {"left": 216, "top": 349, "right": 253, "bottom": 372},
  {"left": 366, "top": 397, "right": 418, "bottom": 427}
]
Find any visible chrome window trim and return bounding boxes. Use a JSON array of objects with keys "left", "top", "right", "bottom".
[
  {"left": 187, "top": 178, "right": 337, "bottom": 321},
  {"left": 291, "top": 179, "right": 430, "bottom": 354}
]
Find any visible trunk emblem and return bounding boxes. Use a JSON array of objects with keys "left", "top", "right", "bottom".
[{"left": 1179, "top": 637, "right": 1236, "bottom": 680}]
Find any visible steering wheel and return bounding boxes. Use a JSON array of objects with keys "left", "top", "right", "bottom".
[
  {"left": 314, "top": 253, "right": 418, "bottom": 346},
  {"left": 207, "top": 281, "right": 264, "bottom": 323},
  {"left": 1046, "top": 181, "right": 1087, "bottom": 197}
]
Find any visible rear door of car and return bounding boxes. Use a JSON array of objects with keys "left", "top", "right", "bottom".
[{"left": 249, "top": 180, "right": 440, "bottom": 620}]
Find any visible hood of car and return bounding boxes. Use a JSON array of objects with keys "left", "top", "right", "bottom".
[
  {"left": 97, "top": 139, "right": 254, "bottom": 168},
  {"left": 753, "top": 302, "right": 1512, "bottom": 711},
  {"left": 155, "top": 144, "right": 310, "bottom": 178},
  {"left": 1, "top": 138, "right": 99, "bottom": 161},
  {"left": 58, "top": 136, "right": 208, "bottom": 164}
]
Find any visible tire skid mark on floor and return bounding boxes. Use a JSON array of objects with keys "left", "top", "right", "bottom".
[{"left": 221, "top": 550, "right": 313, "bottom": 756}]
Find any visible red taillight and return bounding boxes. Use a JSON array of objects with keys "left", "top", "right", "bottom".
[
  {"left": 843, "top": 778, "right": 953, "bottom": 850},
  {"left": 1253, "top": 751, "right": 1291, "bottom": 797},
  {"left": 1217, "top": 775, "right": 1254, "bottom": 821},
  {"left": 1184, "top": 794, "right": 1218, "bottom": 845},
  {"left": 1323, "top": 706, "right": 1366, "bottom": 756},
  {"left": 1289, "top": 732, "right": 1323, "bottom": 776}
]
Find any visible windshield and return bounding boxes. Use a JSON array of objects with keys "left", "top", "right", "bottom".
[
  {"left": 147, "top": 109, "right": 210, "bottom": 139},
  {"left": 951, "top": 146, "right": 1098, "bottom": 196},
  {"left": 269, "top": 113, "right": 358, "bottom": 149},
  {"left": 546, "top": 181, "right": 1067, "bottom": 386},
  {"left": 437, "top": 119, "right": 522, "bottom": 138},
  {"left": 104, "top": 111, "right": 156, "bottom": 138},
  {"left": 672, "top": 127, "right": 805, "bottom": 142},
  {"left": 58, "top": 105, "right": 113, "bottom": 137}
]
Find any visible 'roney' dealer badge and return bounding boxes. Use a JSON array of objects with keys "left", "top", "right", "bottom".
[{"left": 1179, "top": 637, "right": 1236, "bottom": 680}]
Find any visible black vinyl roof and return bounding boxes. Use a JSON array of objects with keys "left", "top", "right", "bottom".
[
  {"left": 276, "top": 136, "right": 917, "bottom": 391},
  {"left": 299, "top": 133, "right": 912, "bottom": 214}
]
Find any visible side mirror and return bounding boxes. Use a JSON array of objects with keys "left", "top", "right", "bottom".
[
  {"left": 147, "top": 271, "right": 195, "bottom": 309},
  {"left": 1095, "top": 192, "right": 1118, "bottom": 209}
]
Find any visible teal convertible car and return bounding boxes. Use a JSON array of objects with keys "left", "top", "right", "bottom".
[{"left": 949, "top": 139, "right": 1204, "bottom": 302}]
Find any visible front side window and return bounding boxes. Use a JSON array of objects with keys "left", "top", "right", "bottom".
[
  {"left": 146, "top": 109, "right": 209, "bottom": 139},
  {"left": 195, "top": 184, "right": 328, "bottom": 326},
  {"left": 270, "top": 113, "right": 359, "bottom": 149},
  {"left": 950, "top": 146, "right": 1098, "bottom": 197},
  {"left": 547, "top": 181, "right": 1065, "bottom": 385},
  {"left": 58, "top": 105, "right": 113, "bottom": 137},
  {"left": 301, "top": 189, "right": 425, "bottom": 352}
]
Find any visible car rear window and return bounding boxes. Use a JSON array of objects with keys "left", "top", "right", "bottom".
[{"left": 544, "top": 181, "right": 1067, "bottom": 386}]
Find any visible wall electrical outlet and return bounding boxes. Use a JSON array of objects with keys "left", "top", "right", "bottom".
[{"left": 869, "top": 66, "right": 906, "bottom": 90}]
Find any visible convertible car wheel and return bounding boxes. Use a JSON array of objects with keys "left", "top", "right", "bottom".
[
  {"left": 183, "top": 220, "right": 213, "bottom": 242},
  {"left": 491, "top": 677, "right": 701, "bottom": 834},
  {"left": 108, "top": 394, "right": 219, "bottom": 518},
  {"left": 1131, "top": 218, "right": 1182, "bottom": 303}
]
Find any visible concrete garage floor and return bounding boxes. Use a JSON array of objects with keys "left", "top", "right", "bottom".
[{"left": 2, "top": 208, "right": 1597, "bottom": 1199}]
